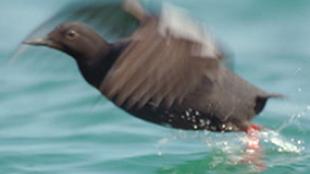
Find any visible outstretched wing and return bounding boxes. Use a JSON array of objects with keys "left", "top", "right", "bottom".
[
  {"left": 101, "top": 6, "right": 225, "bottom": 109},
  {"left": 29, "top": 0, "right": 141, "bottom": 41},
  {"left": 12, "top": 0, "right": 140, "bottom": 62}
]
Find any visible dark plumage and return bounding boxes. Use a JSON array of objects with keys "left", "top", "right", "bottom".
[{"left": 24, "top": 0, "right": 281, "bottom": 132}]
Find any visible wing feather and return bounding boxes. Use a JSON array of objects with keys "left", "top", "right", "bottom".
[{"left": 101, "top": 18, "right": 222, "bottom": 109}]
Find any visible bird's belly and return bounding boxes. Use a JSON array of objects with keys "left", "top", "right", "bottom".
[{"left": 125, "top": 104, "right": 240, "bottom": 132}]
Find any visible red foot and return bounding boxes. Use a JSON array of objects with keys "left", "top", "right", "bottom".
[
  {"left": 246, "top": 124, "right": 262, "bottom": 133},
  {"left": 245, "top": 124, "right": 261, "bottom": 149},
  {"left": 240, "top": 124, "right": 267, "bottom": 171}
]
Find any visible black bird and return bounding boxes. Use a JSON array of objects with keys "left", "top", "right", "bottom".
[{"left": 24, "top": 0, "right": 281, "bottom": 133}]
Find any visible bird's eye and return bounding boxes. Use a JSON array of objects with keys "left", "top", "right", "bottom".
[{"left": 66, "top": 30, "right": 79, "bottom": 40}]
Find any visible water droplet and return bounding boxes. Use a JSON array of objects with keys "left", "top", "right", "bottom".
[
  {"left": 297, "top": 113, "right": 302, "bottom": 118},
  {"left": 297, "top": 140, "right": 302, "bottom": 145},
  {"left": 307, "top": 105, "right": 310, "bottom": 111},
  {"left": 206, "top": 120, "right": 211, "bottom": 125},
  {"left": 199, "top": 119, "right": 204, "bottom": 125},
  {"left": 297, "top": 88, "right": 302, "bottom": 92},
  {"left": 159, "top": 138, "right": 169, "bottom": 145},
  {"left": 295, "top": 67, "right": 302, "bottom": 73}
]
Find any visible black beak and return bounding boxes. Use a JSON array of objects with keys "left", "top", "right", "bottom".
[{"left": 23, "top": 37, "right": 62, "bottom": 50}]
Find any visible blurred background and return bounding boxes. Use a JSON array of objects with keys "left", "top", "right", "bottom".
[{"left": 0, "top": 0, "right": 309, "bottom": 173}]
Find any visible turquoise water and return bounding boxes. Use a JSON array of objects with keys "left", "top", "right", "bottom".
[{"left": 1, "top": 0, "right": 310, "bottom": 173}]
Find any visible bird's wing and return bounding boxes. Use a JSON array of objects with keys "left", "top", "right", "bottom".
[
  {"left": 12, "top": 0, "right": 142, "bottom": 63},
  {"left": 101, "top": 7, "right": 225, "bottom": 109},
  {"left": 23, "top": 0, "right": 140, "bottom": 44}
]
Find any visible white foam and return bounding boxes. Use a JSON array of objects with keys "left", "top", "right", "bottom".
[{"left": 261, "top": 130, "right": 303, "bottom": 153}]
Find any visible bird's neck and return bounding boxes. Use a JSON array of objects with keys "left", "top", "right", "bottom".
[{"left": 76, "top": 42, "right": 128, "bottom": 89}]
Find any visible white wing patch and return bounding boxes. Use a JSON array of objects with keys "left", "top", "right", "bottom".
[{"left": 158, "top": 3, "right": 220, "bottom": 59}]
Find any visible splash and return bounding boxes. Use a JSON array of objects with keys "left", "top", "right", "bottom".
[
  {"left": 260, "top": 130, "right": 304, "bottom": 153},
  {"left": 277, "top": 105, "right": 309, "bottom": 132},
  {"left": 265, "top": 105, "right": 309, "bottom": 153},
  {"left": 155, "top": 125, "right": 304, "bottom": 173}
]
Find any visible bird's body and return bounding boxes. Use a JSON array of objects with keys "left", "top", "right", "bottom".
[
  {"left": 99, "top": 17, "right": 271, "bottom": 132},
  {"left": 24, "top": 0, "right": 281, "bottom": 133},
  {"left": 77, "top": 40, "right": 130, "bottom": 88}
]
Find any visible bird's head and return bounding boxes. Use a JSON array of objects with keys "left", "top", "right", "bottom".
[{"left": 24, "top": 22, "right": 110, "bottom": 62}]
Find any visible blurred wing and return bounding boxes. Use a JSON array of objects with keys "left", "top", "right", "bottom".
[
  {"left": 101, "top": 10, "right": 224, "bottom": 109},
  {"left": 10, "top": 0, "right": 143, "bottom": 64},
  {"left": 29, "top": 0, "right": 141, "bottom": 41}
]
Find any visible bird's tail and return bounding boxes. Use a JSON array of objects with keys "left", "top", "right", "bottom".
[
  {"left": 265, "top": 93, "right": 286, "bottom": 99},
  {"left": 254, "top": 92, "right": 285, "bottom": 114}
]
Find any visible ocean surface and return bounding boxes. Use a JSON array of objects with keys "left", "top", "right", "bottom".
[{"left": 0, "top": 0, "right": 310, "bottom": 173}]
